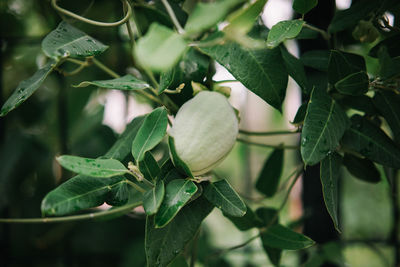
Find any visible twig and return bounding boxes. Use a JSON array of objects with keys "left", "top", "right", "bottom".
[
  {"left": 161, "top": 0, "right": 185, "bottom": 34},
  {"left": 303, "top": 23, "right": 330, "bottom": 40},
  {"left": 239, "top": 129, "right": 300, "bottom": 136},
  {"left": 51, "top": 0, "right": 132, "bottom": 27},
  {"left": 91, "top": 57, "right": 120, "bottom": 78},
  {"left": 236, "top": 137, "right": 299, "bottom": 150},
  {"left": 0, "top": 201, "right": 141, "bottom": 224}
]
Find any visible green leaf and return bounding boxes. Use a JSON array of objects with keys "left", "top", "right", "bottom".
[
  {"left": 280, "top": 46, "right": 309, "bottom": 93},
  {"left": 200, "top": 38, "right": 288, "bottom": 111},
  {"left": 370, "top": 35, "right": 400, "bottom": 58},
  {"left": 300, "top": 50, "right": 330, "bottom": 71},
  {"left": 292, "top": 0, "right": 318, "bottom": 14},
  {"left": 105, "top": 116, "right": 145, "bottom": 160},
  {"left": 256, "top": 208, "right": 282, "bottom": 266},
  {"left": 320, "top": 152, "right": 342, "bottom": 232},
  {"left": 260, "top": 224, "right": 315, "bottom": 250},
  {"left": 56, "top": 155, "right": 129, "bottom": 178},
  {"left": 292, "top": 102, "right": 307, "bottom": 125},
  {"left": 224, "top": 0, "right": 268, "bottom": 36},
  {"left": 107, "top": 179, "right": 142, "bottom": 206},
  {"left": 373, "top": 91, "right": 400, "bottom": 140},
  {"left": 132, "top": 107, "right": 168, "bottom": 163},
  {"left": 225, "top": 204, "right": 262, "bottom": 231},
  {"left": 328, "top": 50, "right": 366, "bottom": 85},
  {"left": 41, "top": 176, "right": 130, "bottom": 216},
  {"left": 328, "top": 1, "right": 385, "bottom": 33},
  {"left": 334, "top": 71, "right": 369, "bottom": 96},
  {"left": 341, "top": 115, "right": 400, "bottom": 169},
  {"left": 74, "top": 74, "right": 150, "bottom": 91},
  {"left": 159, "top": 68, "right": 176, "bottom": 94},
  {"left": 301, "top": 88, "right": 349, "bottom": 166},
  {"left": 343, "top": 154, "right": 381, "bottom": 183},
  {"left": 145, "top": 196, "right": 213, "bottom": 266},
  {"left": 256, "top": 148, "right": 284, "bottom": 197},
  {"left": 134, "top": 23, "right": 187, "bottom": 72},
  {"left": 42, "top": 21, "right": 108, "bottom": 59},
  {"left": 184, "top": 0, "right": 244, "bottom": 34},
  {"left": 0, "top": 59, "right": 57, "bottom": 117},
  {"left": 154, "top": 179, "right": 198, "bottom": 228},
  {"left": 377, "top": 47, "right": 400, "bottom": 80},
  {"left": 42, "top": 116, "right": 146, "bottom": 216},
  {"left": 168, "top": 136, "right": 194, "bottom": 178},
  {"left": 139, "top": 152, "right": 161, "bottom": 182},
  {"left": 267, "top": 20, "right": 305, "bottom": 48},
  {"left": 204, "top": 179, "right": 246, "bottom": 217},
  {"left": 337, "top": 95, "right": 378, "bottom": 116},
  {"left": 143, "top": 180, "right": 165, "bottom": 215}
]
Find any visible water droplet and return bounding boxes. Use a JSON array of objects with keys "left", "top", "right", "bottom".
[{"left": 301, "top": 137, "right": 308, "bottom": 146}]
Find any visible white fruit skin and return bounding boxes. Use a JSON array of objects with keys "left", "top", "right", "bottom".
[{"left": 170, "top": 91, "right": 239, "bottom": 175}]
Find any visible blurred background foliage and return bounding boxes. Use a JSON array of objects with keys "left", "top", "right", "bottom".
[{"left": 0, "top": 0, "right": 396, "bottom": 266}]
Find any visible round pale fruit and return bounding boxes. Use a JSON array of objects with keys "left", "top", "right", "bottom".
[{"left": 169, "top": 91, "right": 239, "bottom": 176}]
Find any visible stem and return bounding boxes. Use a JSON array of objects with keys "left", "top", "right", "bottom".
[
  {"left": 236, "top": 137, "right": 299, "bottom": 150},
  {"left": 239, "top": 129, "right": 300, "bottom": 136},
  {"left": 214, "top": 79, "right": 239, "bottom": 84},
  {"left": 161, "top": 0, "right": 185, "bottom": 34},
  {"left": 91, "top": 57, "right": 120, "bottom": 78},
  {"left": 0, "top": 201, "right": 141, "bottom": 224},
  {"left": 51, "top": 0, "right": 132, "bottom": 27},
  {"left": 126, "top": 180, "right": 146, "bottom": 193},
  {"left": 303, "top": 23, "right": 331, "bottom": 40}
]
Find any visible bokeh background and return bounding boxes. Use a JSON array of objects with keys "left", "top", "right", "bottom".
[{"left": 0, "top": 0, "right": 395, "bottom": 266}]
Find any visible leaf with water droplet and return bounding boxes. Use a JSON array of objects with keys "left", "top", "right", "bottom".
[
  {"left": 145, "top": 196, "right": 213, "bottom": 267},
  {"left": 0, "top": 58, "right": 57, "bottom": 117},
  {"left": 301, "top": 88, "right": 349, "bottom": 166},
  {"left": 341, "top": 115, "right": 400, "bottom": 168},
  {"left": 42, "top": 21, "right": 108, "bottom": 59},
  {"left": 154, "top": 179, "right": 197, "bottom": 228},
  {"left": 74, "top": 74, "right": 150, "bottom": 91},
  {"left": 56, "top": 155, "right": 129, "bottom": 178}
]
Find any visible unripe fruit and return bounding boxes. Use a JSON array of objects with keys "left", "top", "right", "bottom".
[{"left": 170, "top": 91, "right": 239, "bottom": 176}]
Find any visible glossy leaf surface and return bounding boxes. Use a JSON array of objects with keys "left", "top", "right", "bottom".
[
  {"left": 267, "top": 20, "right": 305, "bottom": 48},
  {"left": 280, "top": 46, "right": 309, "bottom": 93},
  {"left": 143, "top": 181, "right": 165, "bottom": 215},
  {"left": 204, "top": 179, "right": 246, "bottom": 217},
  {"left": 320, "top": 152, "right": 342, "bottom": 232},
  {"left": 75, "top": 74, "right": 150, "bottom": 91},
  {"left": 139, "top": 152, "right": 161, "bottom": 182},
  {"left": 42, "top": 21, "right": 108, "bottom": 59},
  {"left": 132, "top": 107, "right": 168, "bottom": 163},
  {"left": 0, "top": 59, "right": 56, "bottom": 117},
  {"left": 56, "top": 155, "right": 128, "bottom": 178},
  {"left": 42, "top": 176, "right": 128, "bottom": 216},
  {"left": 341, "top": 115, "right": 400, "bottom": 168},
  {"left": 343, "top": 154, "right": 381, "bottom": 183},
  {"left": 200, "top": 39, "right": 288, "bottom": 111},
  {"left": 301, "top": 88, "right": 349, "bottom": 165},
  {"left": 328, "top": 50, "right": 365, "bottom": 85},
  {"left": 261, "top": 224, "right": 315, "bottom": 250},
  {"left": 154, "top": 179, "right": 198, "bottom": 228},
  {"left": 334, "top": 71, "right": 369, "bottom": 96},
  {"left": 300, "top": 50, "right": 330, "bottom": 71}
]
